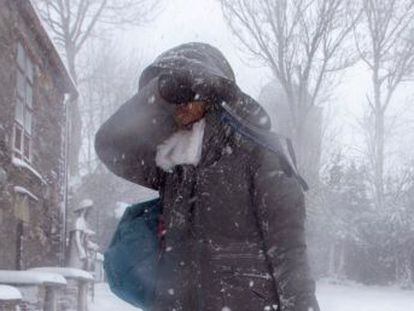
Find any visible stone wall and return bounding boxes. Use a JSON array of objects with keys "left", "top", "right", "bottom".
[
  {"left": 0, "top": 300, "right": 20, "bottom": 311},
  {"left": 0, "top": 0, "right": 68, "bottom": 269},
  {"left": 0, "top": 0, "right": 19, "bottom": 271},
  {"left": 17, "top": 285, "right": 46, "bottom": 311},
  {"left": 58, "top": 279, "right": 79, "bottom": 311}
]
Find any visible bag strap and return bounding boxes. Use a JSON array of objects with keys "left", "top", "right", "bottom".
[{"left": 220, "top": 109, "right": 309, "bottom": 191}]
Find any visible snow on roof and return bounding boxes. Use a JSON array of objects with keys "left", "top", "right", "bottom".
[
  {"left": 0, "top": 270, "right": 67, "bottom": 286},
  {"left": 29, "top": 267, "right": 94, "bottom": 282},
  {"left": 12, "top": 157, "right": 46, "bottom": 184},
  {"left": 14, "top": 186, "right": 39, "bottom": 201},
  {"left": 0, "top": 285, "right": 22, "bottom": 301},
  {"left": 24, "top": 0, "right": 78, "bottom": 96}
]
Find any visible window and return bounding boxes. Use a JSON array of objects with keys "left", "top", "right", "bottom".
[
  {"left": 14, "top": 193, "right": 30, "bottom": 223},
  {"left": 14, "top": 42, "right": 34, "bottom": 162}
]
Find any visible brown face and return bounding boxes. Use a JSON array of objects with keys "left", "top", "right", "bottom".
[{"left": 174, "top": 101, "right": 207, "bottom": 128}]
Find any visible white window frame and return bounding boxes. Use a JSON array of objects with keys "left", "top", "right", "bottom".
[{"left": 14, "top": 42, "right": 34, "bottom": 163}]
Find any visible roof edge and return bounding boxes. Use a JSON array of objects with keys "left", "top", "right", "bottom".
[{"left": 17, "top": 0, "right": 78, "bottom": 97}]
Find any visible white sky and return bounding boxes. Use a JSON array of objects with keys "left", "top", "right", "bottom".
[{"left": 117, "top": 0, "right": 272, "bottom": 97}]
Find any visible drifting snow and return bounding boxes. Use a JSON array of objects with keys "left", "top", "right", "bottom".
[
  {"left": 89, "top": 281, "right": 414, "bottom": 311},
  {"left": 317, "top": 279, "right": 414, "bottom": 311},
  {"left": 90, "top": 283, "right": 143, "bottom": 311},
  {"left": 0, "top": 285, "right": 22, "bottom": 301},
  {"left": 0, "top": 270, "right": 66, "bottom": 285},
  {"left": 29, "top": 267, "right": 93, "bottom": 281}
]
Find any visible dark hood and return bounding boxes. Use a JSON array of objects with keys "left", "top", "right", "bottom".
[
  {"left": 139, "top": 42, "right": 236, "bottom": 88},
  {"left": 139, "top": 42, "right": 272, "bottom": 131}
]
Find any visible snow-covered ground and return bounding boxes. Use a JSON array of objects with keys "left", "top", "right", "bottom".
[
  {"left": 90, "top": 280, "right": 414, "bottom": 311},
  {"left": 317, "top": 279, "right": 414, "bottom": 311},
  {"left": 90, "top": 283, "right": 141, "bottom": 311}
]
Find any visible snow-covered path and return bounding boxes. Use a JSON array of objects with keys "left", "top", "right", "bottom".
[
  {"left": 90, "top": 283, "right": 141, "bottom": 311},
  {"left": 317, "top": 280, "right": 414, "bottom": 311},
  {"left": 90, "top": 281, "right": 414, "bottom": 311}
]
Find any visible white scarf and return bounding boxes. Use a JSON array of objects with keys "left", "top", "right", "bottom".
[{"left": 155, "top": 119, "right": 206, "bottom": 172}]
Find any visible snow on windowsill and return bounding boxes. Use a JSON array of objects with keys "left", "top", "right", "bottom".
[
  {"left": 14, "top": 186, "right": 39, "bottom": 201},
  {"left": 0, "top": 270, "right": 67, "bottom": 286},
  {"left": 12, "top": 157, "right": 47, "bottom": 184},
  {"left": 29, "top": 267, "right": 94, "bottom": 282},
  {"left": 0, "top": 285, "right": 22, "bottom": 301}
]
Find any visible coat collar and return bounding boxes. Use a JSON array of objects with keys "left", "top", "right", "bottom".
[{"left": 199, "top": 110, "right": 233, "bottom": 167}]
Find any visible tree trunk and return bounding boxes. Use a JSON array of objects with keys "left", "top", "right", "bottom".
[
  {"left": 374, "top": 103, "right": 385, "bottom": 210},
  {"left": 338, "top": 241, "right": 346, "bottom": 278},
  {"left": 396, "top": 247, "right": 414, "bottom": 289},
  {"left": 328, "top": 242, "right": 336, "bottom": 277},
  {"left": 372, "top": 65, "right": 385, "bottom": 210}
]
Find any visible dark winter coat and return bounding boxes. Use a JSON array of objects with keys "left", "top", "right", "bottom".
[{"left": 95, "top": 42, "right": 319, "bottom": 311}]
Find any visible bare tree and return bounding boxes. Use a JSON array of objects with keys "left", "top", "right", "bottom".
[
  {"left": 74, "top": 41, "right": 145, "bottom": 248},
  {"left": 354, "top": 0, "right": 414, "bottom": 210},
  {"left": 218, "top": 0, "right": 360, "bottom": 178},
  {"left": 79, "top": 40, "right": 142, "bottom": 175},
  {"left": 33, "top": 0, "right": 162, "bottom": 177}
]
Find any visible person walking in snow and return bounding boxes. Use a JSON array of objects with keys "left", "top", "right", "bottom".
[{"left": 95, "top": 42, "right": 319, "bottom": 311}]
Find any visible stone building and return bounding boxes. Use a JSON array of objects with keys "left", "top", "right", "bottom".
[{"left": 0, "top": 0, "right": 77, "bottom": 270}]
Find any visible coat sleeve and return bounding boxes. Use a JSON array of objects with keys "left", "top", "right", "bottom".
[
  {"left": 94, "top": 78, "right": 175, "bottom": 190},
  {"left": 252, "top": 148, "right": 319, "bottom": 311}
]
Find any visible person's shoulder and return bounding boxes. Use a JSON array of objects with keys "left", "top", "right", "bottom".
[{"left": 233, "top": 132, "right": 284, "bottom": 171}]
